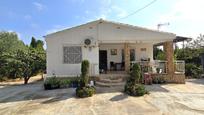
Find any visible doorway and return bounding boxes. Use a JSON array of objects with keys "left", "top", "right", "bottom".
[{"left": 99, "top": 50, "right": 107, "bottom": 72}]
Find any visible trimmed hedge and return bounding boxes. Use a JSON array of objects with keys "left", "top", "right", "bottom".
[
  {"left": 44, "top": 77, "right": 60, "bottom": 90},
  {"left": 44, "top": 77, "right": 80, "bottom": 90},
  {"left": 152, "top": 76, "right": 166, "bottom": 84}
]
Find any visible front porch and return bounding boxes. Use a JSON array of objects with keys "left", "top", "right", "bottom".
[{"left": 96, "top": 41, "right": 185, "bottom": 83}]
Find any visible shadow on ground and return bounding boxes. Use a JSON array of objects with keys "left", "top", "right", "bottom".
[
  {"left": 0, "top": 80, "right": 75, "bottom": 104},
  {"left": 109, "top": 94, "right": 128, "bottom": 101},
  {"left": 0, "top": 79, "right": 170, "bottom": 104},
  {"left": 187, "top": 78, "right": 204, "bottom": 85}
]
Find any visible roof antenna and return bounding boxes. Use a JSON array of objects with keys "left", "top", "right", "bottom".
[{"left": 157, "top": 22, "right": 170, "bottom": 31}]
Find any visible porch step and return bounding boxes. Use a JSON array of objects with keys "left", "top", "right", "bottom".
[
  {"left": 95, "top": 81, "right": 126, "bottom": 87},
  {"left": 99, "top": 78, "right": 123, "bottom": 83},
  {"left": 99, "top": 74, "right": 129, "bottom": 79}
]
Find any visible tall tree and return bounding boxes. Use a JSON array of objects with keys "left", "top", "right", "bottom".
[
  {"left": 187, "top": 34, "right": 204, "bottom": 48},
  {"left": 15, "top": 48, "right": 39, "bottom": 84},
  {"left": 30, "top": 37, "right": 37, "bottom": 48},
  {"left": 0, "top": 31, "right": 27, "bottom": 79},
  {"left": 36, "top": 40, "right": 44, "bottom": 50}
]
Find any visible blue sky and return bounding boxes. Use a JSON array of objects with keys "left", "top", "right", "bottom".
[{"left": 0, "top": 0, "right": 203, "bottom": 45}]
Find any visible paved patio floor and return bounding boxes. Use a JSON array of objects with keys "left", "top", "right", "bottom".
[{"left": 0, "top": 79, "right": 204, "bottom": 115}]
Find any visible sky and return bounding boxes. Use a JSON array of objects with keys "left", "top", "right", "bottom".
[{"left": 0, "top": 0, "right": 204, "bottom": 45}]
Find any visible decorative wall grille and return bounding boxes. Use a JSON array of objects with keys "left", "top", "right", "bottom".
[{"left": 63, "top": 46, "right": 82, "bottom": 64}]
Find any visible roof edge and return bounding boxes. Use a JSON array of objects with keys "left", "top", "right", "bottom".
[
  {"left": 44, "top": 19, "right": 102, "bottom": 38},
  {"left": 44, "top": 18, "right": 176, "bottom": 38}
]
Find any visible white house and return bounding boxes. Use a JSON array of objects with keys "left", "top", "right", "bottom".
[{"left": 45, "top": 19, "right": 185, "bottom": 83}]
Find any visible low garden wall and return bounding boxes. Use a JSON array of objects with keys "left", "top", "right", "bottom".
[{"left": 151, "top": 73, "right": 185, "bottom": 84}]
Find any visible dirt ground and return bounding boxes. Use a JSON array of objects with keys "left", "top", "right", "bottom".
[{"left": 0, "top": 78, "right": 204, "bottom": 115}]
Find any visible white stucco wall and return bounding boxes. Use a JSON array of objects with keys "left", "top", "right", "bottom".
[
  {"left": 45, "top": 19, "right": 175, "bottom": 77},
  {"left": 97, "top": 20, "right": 175, "bottom": 43},
  {"left": 46, "top": 21, "right": 99, "bottom": 77}
]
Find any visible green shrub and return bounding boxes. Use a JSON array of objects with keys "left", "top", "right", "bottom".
[
  {"left": 130, "top": 63, "right": 142, "bottom": 84},
  {"left": 44, "top": 77, "right": 80, "bottom": 90},
  {"left": 124, "top": 63, "right": 148, "bottom": 96},
  {"left": 152, "top": 76, "right": 166, "bottom": 84},
  {"left": 124, "top": 83, "right": 148, "bottom": 96},
  {"left": 60, "top": 79, "right": 71, "bottom": 88},
  {"left": 75, "top": 60, "right": 96, "bottom": 98},
  {"left": 44, "top": 77, "right": 60, "bottom": 90},
  {"left": 76, "top": 86, "right": 96, "bottom": 98},
  {"left": 185, "top": 63, "right": 203, "bottom": 78},
  {"left": 80, "top": 60, "right": 90, "bottom": 87}
]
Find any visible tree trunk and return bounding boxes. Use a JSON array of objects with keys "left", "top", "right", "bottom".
[
  {"left": 24, "top": 77, "right": 29, "bottom": 84},
  {"left": 41, "top": 73, "right": 43, "bottom": 79}
]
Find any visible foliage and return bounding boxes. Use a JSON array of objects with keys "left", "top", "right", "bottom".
[
  {"left": 80, "top": 60, "right": 90, "bottom": 87},
  {"left": 152, "top": 76, "right": 166, "bottom": 84},
  {"left": 44, "top": 77, "right": 61, "bottom": 90},
  {"left": 0, "top": 31, "right": 46, "bottom": 84},
  {"left": 15, "top": 48, "right": 43, "bottom": 84},
  {"left": 0, "top": 31, "right": 27, "bottom": 79},
  {"left": 124, "top": 83, "right": 148, "bottom": 96},
  {"left": 60, "top": 79, "right": 71, "bottom": 88},
  {"left": 44, "top": 77, "right": 81, "bottom": 90},
  {"left": 185, "top": 63, "right": 203, "bottom": 78},
  {"left": 187, "top": 34, "right": 204, "bottom": 49},
  {"left": 130, "top": 63, "right": 142, "bottom": 84},
  {"left": 0, "top": 31, "right": 26, "bottom": 55},
  {"left": 153, "top": 47, "right": 165, "bottom": 60},
  {"left": 124, "top": 63, "right": 148, "bottom": 96},
  {"left": 76, "top": 60, "right": 96, "bottom": 98},
  {"left": 156, "top": 51, "right": 165, "bottom": 60},
  {"left": 175, "top": 47, "right": 202, "bottom": 65},
  {"left": 174, "top": 34, "right": 204, "bottom": 78},
  {"left": 30, "top": 37, "right": 44, "bottom": 50},
  {"left": 76, "top": 86, "right": 95, "bottom": 98},
  {"left": 30, "top": 37, "right": 37, "bottom": 48}
]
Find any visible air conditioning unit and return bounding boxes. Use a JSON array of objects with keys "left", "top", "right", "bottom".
[{"left": 84, "top": 37, "right": 96, "bottom": 48}]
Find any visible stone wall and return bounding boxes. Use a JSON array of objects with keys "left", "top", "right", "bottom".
[
  {"left": 151, "top": 73, "right": 185, "bottom": 84},
  {"left": 124, "top": 43, "right": 130, "bottom": 72}
]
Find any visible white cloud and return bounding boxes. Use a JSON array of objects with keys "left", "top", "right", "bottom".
[
  {"left": 33, "top": 2, "right": 46, "bottom": 11},
  {"left": 152, "top": 0, "right": 204, "bottom": 38},
  {"left": 111, "top": 5, "right": 127, "bottom": 18},
  {"left": 96, "top": 1, "right": 127, "bottom": 19},
  {"left": 85, "top": 10, "right": 90, "bottom": 14}
]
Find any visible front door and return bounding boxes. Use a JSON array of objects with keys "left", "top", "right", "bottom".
[{"left": 99, "top": 50, "right": 107, "bottom": 71}]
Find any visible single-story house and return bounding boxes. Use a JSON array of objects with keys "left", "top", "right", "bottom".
[{"left": 45, "top": 19, "right": 186, "bottom": 83}]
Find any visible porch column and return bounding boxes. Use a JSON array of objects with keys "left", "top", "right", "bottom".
[
  {"left": 163, "top": 41, "right": 174, "bottom": 74},
  {"left": 124, "top": 43, "right": 130, "bottom": 72}
]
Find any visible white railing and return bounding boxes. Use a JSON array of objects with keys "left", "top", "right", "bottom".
[
  {"left": 131, "top": 60, "right": 167, "bottom": 74},
  {"left": 131, "top": 60, "right": 185, "bottom": 74},
  {"left": 174, "top": 60, "right": 185, "bottom": 74},
  {"left": 154, "top": 60, "right": 168, "bottom": 74},
  {"left": 131, "top": 61, "right": 152, "bottom": 73},
  {"left": 89, "top": 63, "right": 99, "bottom": 76}
]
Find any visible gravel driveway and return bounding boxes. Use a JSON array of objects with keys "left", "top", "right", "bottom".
[{"left": 0, "top": 79, "right": 204, "bottom": 115}]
